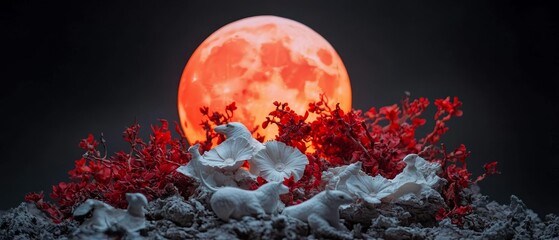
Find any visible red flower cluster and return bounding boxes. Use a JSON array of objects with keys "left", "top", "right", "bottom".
[{"left": 26, "top": 120, "right": 194, "bottom": 223}]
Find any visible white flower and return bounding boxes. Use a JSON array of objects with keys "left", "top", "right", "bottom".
[
  {"left": 322, "top": 161, "right": 397, "bottom": 204},
  {"left": 200, "top": 137, "right": 254, "bottom": 171},
  {"left": 252, "top": 141, "right": 309, "bottom": 182},
  {"left": 341, "top": 154, "right": 442, "bottom": 205},
  {"left": 214, "top": 122, "right": 266, "bottom": 175},
  {"left": 346, "top": 174, "right": 394, "bottom": 204}
]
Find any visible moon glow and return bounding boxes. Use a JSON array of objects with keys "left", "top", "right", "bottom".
[{"left": 178, "top": 15, "right": 352, "bottom": 144}]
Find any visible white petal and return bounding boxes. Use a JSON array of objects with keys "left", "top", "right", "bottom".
[
  {"left": 283, "top": 150, "right": 308, "bottom": 181},
  {"left": 232, "top": 138, "right": 253, "bottom": 161},
  {"left": 346, "top": 174, "right": 393, "bottom": 196},
  {"left": 255, "top": 141, "right": 309, "bottom": 182},
  {"left": 248, "top": 159, "right": 261, "bottom": 175},
  {"left": 199, "top": 138, "right": 251, "bottom": 171},
  {"left": 375, "top": 189, "right": 394, "bottom": 199},
  {"left": 253, "top": 146, "right": 279, "bottom": 173},
  {"left": 346, "top": 174, "right": 372, "bottom": 195},
  {"left": 369, "top": 176, "right": 393, "bottom": 192},
  {"left": 263, "top": 141, "right": 283, "bottom": 163},
  {"left": 259, "top": 167, "right": 289, "bottom": 182},
  {"left": 362, "top": 195, "right": 382, "bottom": 205},
  {"left": 201, "top": 150, "right": 228, "bottom": 167},
  {"left": 213, "top": 140, "right": 232, "bottom": 160}
]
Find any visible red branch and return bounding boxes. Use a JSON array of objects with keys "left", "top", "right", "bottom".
[{"left": 26, "top": 95, "right": 498, "bottom": 226}]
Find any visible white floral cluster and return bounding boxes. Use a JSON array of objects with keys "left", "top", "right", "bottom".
[
  {"left": 176, "top": 122, "right": 309, "bottom": 187},
  {"left": 176, "top": 121, "right": 443, "bottom": 203},
  {"left": 174, "top": 121, "right": 443, "bottom": 235},
  {"left": 323, "top": 154, "right": 443, "bottom": 205},
  {"left": 71, "top": 122, "right": 444, "bottom": 238}
]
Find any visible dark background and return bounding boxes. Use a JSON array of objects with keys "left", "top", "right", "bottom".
[{"left": 1, "top": 1, "right": 558, "bottom": 215}]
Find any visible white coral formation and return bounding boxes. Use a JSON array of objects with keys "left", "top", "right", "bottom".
[
  {"left": 251, "top": 140, "right": 309, "bottom": 182},
  {"left": 326, "top": 154, "right": 442, "bottom": 205},
  {"left": 73, "top": 193, "right": 148, "bottom": 234}
]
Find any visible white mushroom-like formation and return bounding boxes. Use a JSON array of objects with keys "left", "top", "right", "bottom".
[
  {"left": 328, "top": 154, "right": 442, "bottom": 205},
  {"left": 251, "top": 140, "right": 309, "bottom": 182},
  {"left": 177, "top": 144, "right": 242, "bottom": 188},
  {"left": 214, "top": 122, "right": 266, "bottom": 174},
  {"left": 200, "top": 137, "right": 254, "bottom": 171},
  {"left": 345, "top": 174, "right": 394, "bottom": 204}
]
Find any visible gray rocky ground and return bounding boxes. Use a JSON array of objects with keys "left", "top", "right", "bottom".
[{"left": 1, "top": 188, "right": 558, "bottom": 239}]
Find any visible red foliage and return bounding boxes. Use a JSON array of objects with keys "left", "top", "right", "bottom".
[
  {"left": 436, "top": 205, "right": 472, "bottom": 225},
  {"left": 264, "top": 101, "right": 311, "bottom": 153},
  {"left": 196, "top": 103, "right": 235, "bottom": 152},
  {"left": 26, "top": 120, "right": 194, "bottom": 223},
  {"left": 195, "top": 102, "right": 266, "bottom": 151},
  {"left": 24, "top": 192, "right": 64, "bottom": 223},
  {"left": 263, "top": 94, "right": 499, "bottom": 225},
  {"left": 26, "top": 95, "right": 498, "bottom": 226}
]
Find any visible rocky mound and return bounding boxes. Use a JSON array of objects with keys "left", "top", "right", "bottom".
[{"left": 2, "top": 191, "right": 557, "bottom": 240}]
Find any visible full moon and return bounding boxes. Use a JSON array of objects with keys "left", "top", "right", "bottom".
[{"left": 178, "top": 15, "right": 352, "bottom": 144}]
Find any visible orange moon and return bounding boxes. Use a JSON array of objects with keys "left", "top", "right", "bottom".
[{"left": 178, "top": 15, "right": 352, "bottom": 144}]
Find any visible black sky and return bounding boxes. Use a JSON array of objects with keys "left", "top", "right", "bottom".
[{"left": 1, "top": 1, "right": 558, "bottom": 215}]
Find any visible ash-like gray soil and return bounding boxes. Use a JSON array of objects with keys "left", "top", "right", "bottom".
[{"left": 1, "top": 189, "right": 558, "bottom": 240}]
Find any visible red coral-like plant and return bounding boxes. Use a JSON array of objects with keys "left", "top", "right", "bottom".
[
  {"left": 26, "top": 120, "right": 194, "bottom": 223},
  {"left": 262, "top": 94, "right": 499, "bottom": 225},
  {"left": 26, "top": 95, "right": 498, "bottom": 226}
]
